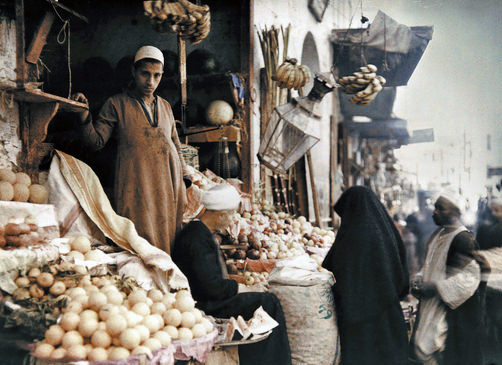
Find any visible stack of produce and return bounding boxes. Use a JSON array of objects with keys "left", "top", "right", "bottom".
[
  {"left": 0, "top": 169, "right": 48, "bottom": 203},
  {"left": 220, "top": 209, "right": 335, "bottom": 284},
  {"left": 5, "top": 237, "right": 215, "bottom": 362},
  {"left": 32, "top": 284, "right": 213, "bottom": 361},
  {"left": 143, "top": 0, "right": 210, "bottom": 45},
  {"left": 0, "top": 216, "right": 46, "bottom": 249},
  {"left": 337, "top": 64, "right": 386, "bottom": 105},
  {"left": 273, "top": 58, "right": 311, "bottom": 90}
]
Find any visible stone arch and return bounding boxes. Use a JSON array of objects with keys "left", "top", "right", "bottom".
[{"left": 301, "top": 32, "right": 320, "bottom": 93}]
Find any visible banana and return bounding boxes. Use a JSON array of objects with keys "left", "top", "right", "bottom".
[
  {"left": 355, "top": 78, "right": 371, "bottom": 85},
  {"left": 338, "top": 64, "right": 386, "bottom": 105},
  {"left": 179, "top": 0, "right": 210, "bottom": 15},
  {"left": 356, "top": 83, "right": 374, "bottom": 98},
  {"left": 359, "top": 92, "right": 378, "bottom": 105},
  {"left": 349, "top": 94, "right": 363, "bottom": 104},
  {"left": 281, "top": 62, "right": 295, "bottom": 79},
  {"left": 144, "top": 1, "right": 153, "bottom": 16},
  {"left": 363, "top": 72, "right": 376, "bottom": 80},
  {"left": 273, "top": 62, "right": 290, "bottom": 82},
  {"left": 293, "top": 68, "right": 304, "bottom": 90},
  {"left": 285, "top": 68, "right": 297, "bottom": 89},
  {"left": 298, "top": 65, "right": 311, "bottom": 86},
  {"left": 192, "top": 11, "right": 203, "bottom": 21}
]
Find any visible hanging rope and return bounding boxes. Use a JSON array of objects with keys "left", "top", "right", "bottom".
[
  {"left": 51, "top": 2, "right": 72, "bottom": 98},
  {"left": 382, "top": 14, "right": 389, "bottom": 71},
  {"left": 358, "top": 0, "right": 368, "bottom": 66}
]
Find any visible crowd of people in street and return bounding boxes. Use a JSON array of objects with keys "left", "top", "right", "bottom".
[
  {"left": 174, "top": 183, "right": 501, "bottom": 365},
  {"left": 321, "top": 185, "right": 501, "bottom": 365}
]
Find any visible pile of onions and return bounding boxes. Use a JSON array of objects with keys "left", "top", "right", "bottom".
[{"left": 34, "top": 278, "right": 214, "bottom": 361}]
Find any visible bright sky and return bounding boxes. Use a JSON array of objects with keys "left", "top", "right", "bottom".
[{"left": 359, "top": 0, "right": 502, "bottom": 199}]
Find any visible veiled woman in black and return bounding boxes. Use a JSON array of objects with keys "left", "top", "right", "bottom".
[{"left": 322, "top": 186, "right": 410, "bottom": 365}]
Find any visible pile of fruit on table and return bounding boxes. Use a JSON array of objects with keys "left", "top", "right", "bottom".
[{"left": 218, "top": 209, "right": 335, "bottom": 285}]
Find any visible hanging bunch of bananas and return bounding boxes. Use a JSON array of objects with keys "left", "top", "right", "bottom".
[
  {"left": 273, "top": 58, "right": 311, "bottom": 90},
  {"left": 337, "top": 64, "right": 386, "bottom": 105},
  {"left": 143, "top": 0, "right": 210, "bottom": 45}
]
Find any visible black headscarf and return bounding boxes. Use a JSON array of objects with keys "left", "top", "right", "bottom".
[{"left": 322, "top": 186, "right": 409, "bottom": 325}]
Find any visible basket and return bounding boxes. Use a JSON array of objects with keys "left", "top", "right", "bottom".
[{"left": 181, "top": 144, "right": 200, "bottom": 170}]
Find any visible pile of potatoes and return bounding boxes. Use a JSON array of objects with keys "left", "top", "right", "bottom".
[
  {"left": 0, "top": 216, "right": 46, "bottom": 249},
  {"left": 12, "top": 266, "right": 68, "bottom": 303},
  {"left": 0, "top": 168, "right": 48, "bottom": 203}
]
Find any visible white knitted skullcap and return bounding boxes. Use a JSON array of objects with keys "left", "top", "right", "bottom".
[
  {"left": 202, "top": 184, "right": 241, "bottom": 211},
  {"left": 134, "top": 46, "right": 164, "bottom": 65}
]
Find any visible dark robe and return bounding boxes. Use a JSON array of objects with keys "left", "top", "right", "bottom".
[
  {"left": 172, "top": 220, "right": 292, "bottom": 365},
  {"left": 476, "top": 221, "right": 502, "bottom": 351},
  {"left": 322, "top": 186, "right": 409, "bottom": 365},
  {"left": 477, "top": 221, "right": 502, "bottom": 250}
]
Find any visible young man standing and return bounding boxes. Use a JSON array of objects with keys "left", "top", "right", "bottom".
[{"left": 72, "top": 46, "right": 188, "bottom": 255}]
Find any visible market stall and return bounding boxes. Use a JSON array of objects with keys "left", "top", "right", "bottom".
[{"left": 0, "top": 1, "right": 345, "bottom": 364}]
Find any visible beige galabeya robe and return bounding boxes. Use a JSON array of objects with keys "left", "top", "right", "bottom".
[{"left": 80, "top": 90, "right": 187, "bottom": 254}]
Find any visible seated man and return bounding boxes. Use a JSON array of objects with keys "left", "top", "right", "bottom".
[{"left": 172, "top": 184, "right": 292, "bottom": 365}]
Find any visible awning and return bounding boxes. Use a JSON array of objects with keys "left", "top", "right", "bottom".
[
  {"left": 339, "top": 87, "right": 396, "bottom": 119},
  {"left": 331, "top": 22, "right": 434, "bottom": 86},
  {"left": 343, "top": 118, "right": 410, "bottom": 145}
]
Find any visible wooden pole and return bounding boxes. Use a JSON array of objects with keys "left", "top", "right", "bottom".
[
  {"left": 240, "top": 0, "right": 254, "bottom": 194},
  {"left": 177, "top": 34, "right": 187, "bottom": 142},
  {"left": 26, "top": 11, "right": 55, "bottom": 65},
  {"left": 15, "top": 0, "right": 26, "bottom": 87},
  {"left": 307, "top": 150, "right": 321, "bottom": 227}
]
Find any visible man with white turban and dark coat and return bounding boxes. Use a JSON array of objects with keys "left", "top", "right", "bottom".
[
  {"left": 172, "top": 184, "right": 292, "bottom": 365},
  {"left": 410, "top": 187, "right": 483, "bottom": 365}
]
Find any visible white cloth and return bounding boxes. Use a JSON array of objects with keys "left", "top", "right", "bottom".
[
  {"left": 364, "top": 11, "right": 413, "bottom": 53},
  {"left": 202, "top": 184, "right": 241, "bottom": 211},
  {"left": 51, "top": 151, "right": 189, "bottom": 291},
  {"left": 413, "top": 225, "right": 480, "bottom": 362},
  {"left": 478, "top": 247, "right": 502, "bottom": 291}
]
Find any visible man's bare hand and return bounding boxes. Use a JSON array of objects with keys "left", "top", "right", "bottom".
[{"left": 71, "top": 92, "right": 90, "bottom": 123}]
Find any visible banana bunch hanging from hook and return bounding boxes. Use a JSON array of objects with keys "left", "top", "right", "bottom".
[
  {"left": 143, "top": 0, "right": 210, "bottom": 45},
  {"left": 337, "top": 64, "right": 386, "bottom": 105},
  {"left": 273, "top": 58, "right": 311, "bottom": 90}
]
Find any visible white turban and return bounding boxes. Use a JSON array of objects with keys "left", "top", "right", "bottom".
[
  {"left": 437, "top": 186, "right": 465, "bottom": 213},
  {"left": 202, "top": 184, "right": 241, "bottom": 211}
]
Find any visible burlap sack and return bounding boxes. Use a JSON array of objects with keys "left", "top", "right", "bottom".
[{"left": 268, "top": 258, "right": 340, "bottom": 365}]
